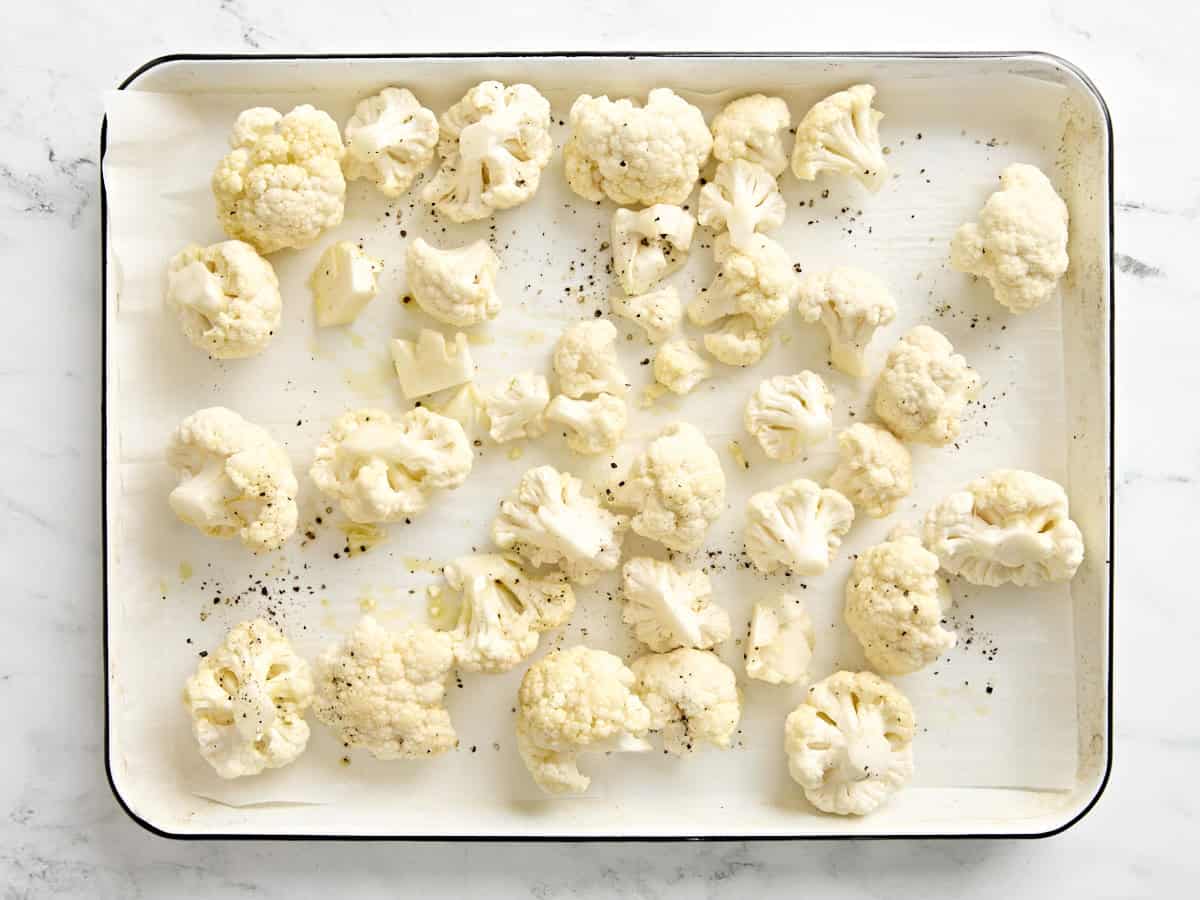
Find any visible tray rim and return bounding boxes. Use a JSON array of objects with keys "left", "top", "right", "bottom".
[{"left": 100, "top": 49, "right": 1114, "bottom": 843}]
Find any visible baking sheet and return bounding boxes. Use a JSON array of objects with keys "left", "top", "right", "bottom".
[{"left": 103, "top": 57, "right": 1092, "bottom": 834}]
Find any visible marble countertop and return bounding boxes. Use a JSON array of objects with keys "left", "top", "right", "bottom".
[{"left": 1, "top": 0, "right": 1191, "bottom": 896}]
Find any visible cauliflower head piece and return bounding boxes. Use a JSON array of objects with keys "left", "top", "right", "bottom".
[
  {"left": 745, "top": 479, "right": 854, "bottom": 575},
  {"left": 784, "top": 670, "right": 915, "bottom": 816},
  {"left": 423, "top": 81, "right": 554, "bottom": 223},
  {"left": 564, "top": 88, "right": 713, "bottom": 206},
  {"left": 690, "top": 233, "right": 796, "bottom": 333},
  {"left": 183, "top": 619, "right": 313, "bottom": 779},
  {"left": 790, "top": 84, "right": 888, "bottom": 192},
  {"left": 874, "top": 325, "right": 981, "bottom": 446},
  {"left": 343, "top": 87, "right": 439, "bottom": 198},
  {"left": 829, "top": 423, "right": 913, "bottom": 518},
  {"left": 545, "top": 393, "right": 628, "bottom": 456},
  {"left": 405, "top": 237, "right": 501, "bottom": 328},
  {"left": 711, "top": 93, "right": 792, "bottom": 177},
  {"left": 614, "top": 422, "right": 726, "bottom": 553},
  {"left": 485, "top": 371, "right": 550, "bottom": 443},
  {"left": 212, "top": 105, "right": 346, "bottom": 254},
  {"left": 845, "top": 536, "right": 956, "bottom": 675},
  {"left": 553, "top": 318, "right": 628, "bottom": 399},
  {"left": 166, "top": 241, "right": 282, "bottom": 359},
  {"left": 390, "top": 329, "right": 475, "bottom": 399},
  {"left": 167, "top": 407, "right": 298, "bottom": 552},
  {"left": 744, "top": 371, "right": 834, "bottom": 461},
  {"left": 309, "top": 240, "right": 382, "bottom": 328},
  {"left": 309, "top": 407, "right": 472, "bottom": 523},
  {"left": 517, "top": 646, "right": 652, "bottom": 794},
  {"left": 313, "top": 616, "right": 456, "bottom": 760},
  {"left": 745, "top": 593, "right": 815, "bottom": 686},
  {"left": 492, "top": 465, "right": 625, "bottom": 584},
  {"left": 621, "top": 557, "right": 731, "bottom": 653},
  {"left": 950, "top": 163, "right": 1069, "bottom": 314},
  {"left": 610, "top": 285, "right": 682, "bottom": 343},
  {"left": 796, "top": 267, "right": 896, "bottom": 377},
  {"left": 703, "top": 314, "right": 771, "bottom": 367},
  {"left": 654, "top": 339, "right": 712, "bottom": 396},
  {"left": 922, "top": 469, "right": 1084, "bottom": 587},
  {"left": 611, "top": 204, "right": 696, "bottom": 295},
  {"left": 631, "top": 649, "right": 741, "bottom": 755},
  {"left": 698, "top": 159, "right": 787, "bottom": 252}
]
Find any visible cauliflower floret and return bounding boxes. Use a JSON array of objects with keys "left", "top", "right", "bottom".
[
  {"left": 564, "top": 88, "right": 713, "bottom": 206},
  {"left": 517, "top": 646, "right": 652, "bottom": 794},
  {"left": 492, "top": 465, "right": 625, "bottom": 584},
  {"left": 631, "top": 649, "right": 741, "bottom": 755},
  {"left": 343, "top": 87, "right": 439, "bottom": 198},
  {"left": 313, "top": 616, "right": 456, "bottom": 759},
  {"left": 309, "top": 407, "right": 472, "bottom": 523},
  {"left": 183, "top": 619, "right": 312, "bottom": 779},
  {"left": 744, "top": 372, "right": 834, "bottom": 461},
  {"left": 621, "top": 557, "right": 731, "bottom": 652},
  {"left": 436, "top": 554, "right": 575, "bottom": 673},
  {"left": 795, "top": 267, "right": 896, "bottom": 377},
  {"left": 745, "top": 594, "right": 815, "bottom": 686},
  {"left": 610, "top": 285, "right": 682, "bottom": 343},
  {"left": 166, "top": 241, "right": 281, "bottom": 359},
  {"left": 309, "top": 241, "right": 383, "bottom": 328},
  {"left": 553, "top": 318, "right": 628, "bottom": 398},
  {"left": 211, "top": 105, "right": 346, "bottom": 254},
  {"left": 874, "top": 326, "right": 981, "bottom": 446},
  {"left": 784, "top": 671, "right": 915, "bottom": 816},
  {"left": 698, "top": 160, "right": 787, "bottom": 252},
  {"left": 845, "top": 536, "right": 956, "bottom": 675},
  {"left": 654, "top": 339, "right": 712, "bottom": 395},
  {"left": 950, "top": 163, "right": 1070, "bottom": 314},
  {"left": 745, "top": 479, "right": 855, "bottom": 575},
  {"left": 390, "top": 329, "right": 475, "bottom": 399},
  {"left": 790, "top": 85, "right": 888, "bottom": 192},
  {"left": 710, "top": 94, "right": 792, "bottom": 177},
  {"left": 167, "top": 407, "right": 298, "bottom": 552},
  {"left": 611, "top": 204, "right": 696, "bottom": 295},
  {"left": 922, "top": 469, "right": 1085, "bottom": 586},
  {"left": 614, "top": 422, "right": 726, "bottom": 553},
  {"left": 703, "top": 314, "right": 771, "bottom": 367},
  {"left": 689, "top": 233, "right": 796, "bottom": 333},
  {"left": 405, "top": 237, "right": 501, "bottom": 328},
  {"left": 829, "top": 423, "right": 913, "bottom": 518},
  {"left": 485, "top": 372, "right": 550, "bottom": 443},
  {"left": 545, "top": 393, "right": 627, "bottom": 455},
  {"left": 422, "top": 81, "right": 553, "bottom": 223}
]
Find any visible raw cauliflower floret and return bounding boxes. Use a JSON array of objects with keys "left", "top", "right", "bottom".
[
  {"left": 796, "top": 267, "right": 896, "bottom": 377},
  {"left": 492, "top": 465, "right": 625, "bottom": 584},
  {"left": 744, "top": 372, "right": 834, "bottom": 461},
  {"left": 423, "top": 81, "right": 554, "bottom": 223},
  {"left": 166, "top": 241, "right": 281, "bottom": 359},
  {"left": 313, "top": 616, "right": 456, "bottom": 760},
  {"left": 517, "top": 646, "right": 652, "bottom": 794},
  {"left": 784, "top": 670, "right": 915, "bottom": 816},
  {"left": 309, "top": 241, "right": 383, "bottom": 328},
  {"left": 922, "top": 469, "right": 1085, "bottom": 587},
  {"left": 553, "top": 318, "right": 628, "bottom": 398},
  {"left": 611, "top": 204, "right": 696, "bottom": 295},
  {"left": 689, "top": 233, "right": 796, "bottom": 333},
  {"left": 390, "top": 329, "right": 475, "bottom": 399},
  {"left": 485, "top": 371, "right": 550, "bottom": 443},
  {"left": 790, "top": 85, "right": 888, "bottom": 192},
  {"left": 950, "top": 163, "right": 1070, "bottom": 314},
  {"left": 211, "top": 105, "right": 346, "bottom": 254},
  {"left": 610, "top": 285, "right": 682, "bottom": 343},
  {"left": 309, "top": 407, "right": 472, "bottom": 523},
  {"left": 698, "top": 159, "right": 787, "bottom": 252},
  {"left": 631, "top": 649, "right": 741, "bottom": 756},
  {"left": 343, "top": 87, "right": 439, "bottom": 198},
  {"left": 614, "top": 422, "right": 726, "bottom": 553},
  {"left": 745, "top": 594, "right": 815, "bottom": 686},
  {"left": 745, "top": 479, "right": 855, "bottom": 575},
  {"left": 654, "top": 339, "right": 712, "bottom": 395},
  {"left": 710, "top": 94, "right": 792, "bottom": 177},
  {"left": 704, "top": 314, "right": 771, "bottom": 367},
  {"left": 829, "top": 423, "right": 913, "bottom": 518},
  {"left": 545, "top": 393, "right": 627, "bottom": 455},
  {"left": 564, "top": 88, "right": 713, "bottom": 206},
  {"left": 436, "top": 554, "right": 575, "bottom": 673},
  {"left": 621, "top": 557, "right": 731, "bottom": 652},
  {"left": 845, "top": 536, "right": 956, "bottom": 675},
  {"left": 167, "top": 407, "right": 298, "bottom": 552},
  {"left": 874, "top": 326, "right": 981, "bottom": 446},
  {"left": 183, "top": 619, "right": 313, "bottom": 779},
  {"left": 405, "top": 237, "right": 501, "bottom": 328}
]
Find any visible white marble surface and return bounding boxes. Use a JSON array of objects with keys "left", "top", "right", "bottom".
[{"left": 0, "top": 0, "right": 1193, "bottom": 895}]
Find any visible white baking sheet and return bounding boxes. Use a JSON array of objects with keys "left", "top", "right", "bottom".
[{"left": 103, "top": 56, "right": 1098, "bottom": 836}]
